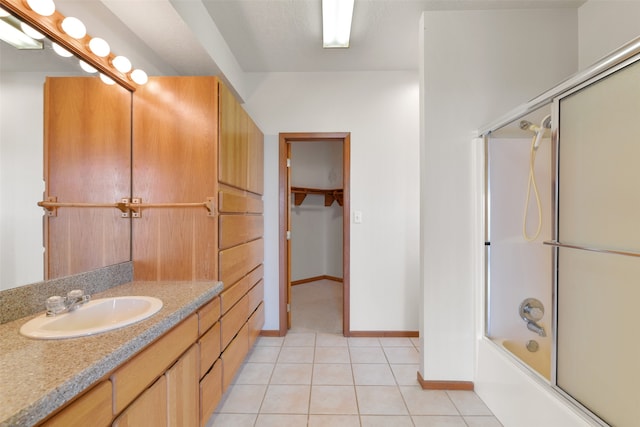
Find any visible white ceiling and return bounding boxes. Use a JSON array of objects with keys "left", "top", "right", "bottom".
[
  {"left": 2, "top": 0, "right": 586, "bottom": 92},
  {"left": 56, "top": 0, "right": 584, "bottom": 75}
]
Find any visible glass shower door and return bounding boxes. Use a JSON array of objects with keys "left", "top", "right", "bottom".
[{"left": 556, "top": 57, "right": 640, "bottom": 427}]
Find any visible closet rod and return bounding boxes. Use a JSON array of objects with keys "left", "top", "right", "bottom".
[{"left": 543, "top": 241, "right": 640, "bottom": 258}]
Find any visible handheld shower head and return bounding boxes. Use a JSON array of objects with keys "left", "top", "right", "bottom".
[{"left": 533, "top": 115, "right": 552, "bottom": 150}]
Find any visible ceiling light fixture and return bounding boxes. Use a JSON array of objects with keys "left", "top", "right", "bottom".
[{"left": 322, "top": 0, "right": 354, "bottom": 48}]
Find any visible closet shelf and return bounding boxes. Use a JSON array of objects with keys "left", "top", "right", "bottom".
[{"left": 291, "top": 187, "right": 343, "bottom": 207}]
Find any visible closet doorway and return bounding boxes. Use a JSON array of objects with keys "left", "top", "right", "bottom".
[{"left": 278, "top": 133, "right": 350, "bottom": 336}]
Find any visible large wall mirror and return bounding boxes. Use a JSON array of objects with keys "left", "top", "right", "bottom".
[{"left": 0, "top": 8, "right": 132, "bottom": 291}]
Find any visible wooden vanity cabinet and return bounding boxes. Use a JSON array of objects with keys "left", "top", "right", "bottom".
[{"left": 37, "top": 297, "right": 221, "bottom": 427}]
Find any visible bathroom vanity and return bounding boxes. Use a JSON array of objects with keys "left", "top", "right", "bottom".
[{"left": 0, "top": 277, "right": 263, "bottom": 426}]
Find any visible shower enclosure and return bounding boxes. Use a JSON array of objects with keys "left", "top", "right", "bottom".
[{"left": 482, "top": 37, "right": 640, "bottom": 427}]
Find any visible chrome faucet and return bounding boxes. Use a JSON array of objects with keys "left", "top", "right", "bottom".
[
  {"left": 519, "top": 298, "right": 546, "bottom": 337},
  {"left": 45, "top": 289, "right": 91, "bottom": 316},
  {"left": 526, "top": 320, "right": 546, "bottom": 337}
]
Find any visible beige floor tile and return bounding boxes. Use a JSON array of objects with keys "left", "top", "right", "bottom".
[
  {"left": 247, "top": 346, "right": 281, "bottom": 363},
  {"left": 446, "top": 391, "right": 494, "bottom": 416},
  {"left": 348, "top": 337, "right": 381, "bottom": 347},
  {"left": 360, "top": 415, "right": 414, "bottom": 427},
  {"left": 278, "top": 346, "right": 315, "bottom": 364},
  {"left": 260, "top": 385, "right": 311, "bottom": 414},
  {"left": 270, "top": 363, "right": 313, "bottom": 385},
  {"left": 206, "top": 413, "right": 257, "bottom": 427},
  {"left": 383, "top": 346, "right": 420, "bottom": 364},
  {"left": 390, "top": 364, "right": 420, "bottom": 385},
  {"left": 316, "top": 333, "right": 348, "bottom": 347},
  {"left": 217, "top": 384, "right": 267, "bottom": 413},
  {"left": 254, "top": 414, "right": 308, "bottom": 427},
  {"left": 314, "top": 346, "right": 351, "bottom": 363},
  {"left": 309, "top": 385, "right": 359, "bottom": 415},
  {"left": 255, "top": 336, "right": 285, "bottom": 347},
  {"left": 352, "top": 364, "right": 396, "bottom": 385},
  {"left": 399, "top": 386, "right": 459, "bottom": 416},
  {"left": 308, "top": 414, "right": 360, "bottom": 426},
  {"left": 463, "top": 416, "right": 504, "bottom": 427},
  {"left": 312, "top": 363, "right": 354, "bottom": 385},
  {"left": 349, "top": 346, "right": 387, "bottom": 364},
  {"left": 233, "top": 363, "right": 275, "bottom": 385},
  {"left": 284, "top": 332, "right": 317, "bottom": 347},
  {"left": 412, "top": 415, "right": 468, "bottom": 426},
  {"left": 355, "top": 385, "right": 408, "bottom": 415},
  {"left": 379, "top": 337, "right": 415, "bottom": 347}
]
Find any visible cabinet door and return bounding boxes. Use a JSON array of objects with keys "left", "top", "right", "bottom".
[
  {"left": 113, "top": 376, "right": 167, "bottom": 427},
  {"left": 132, "top": 76, "right": 219, "bottom": 281},
  {"left": 166, "top": 344, "right": 199, "bottom": 427},
  {"left": 219, "top": 82, "right": 249, "bottom": 191}
]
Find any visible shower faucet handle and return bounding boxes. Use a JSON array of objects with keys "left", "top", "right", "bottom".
[{"left": 519, "top": 298, "right": 544, "bottom": 322}]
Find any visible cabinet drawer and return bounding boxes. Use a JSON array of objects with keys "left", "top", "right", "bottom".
[
  {"left": 113, "top": 376, "right": 167, "bottom": 427},
  {"left": 199, "top": 359, "right": 222, "bottom": 427},
  {"left": 219, "top": 238, "right": 263, "bottom": 286},
  {"left": 199, "top": 322, "right": 221, "bottom": 379},
  {"left": 221, "top": 294, "right": 249, "bottom": 350},
  {"left": 219, "top": 215, "right": 263, "bottom": 250},
  {"left": 248, "top": 302, "right": 265, "bottom": 349},
  {"left": 41, "top": 380, "right": 112, "bottom": 427},
  {"left": 220, "top": 265, "right": 263, "bottom": 315},
  {"left": 218, "top": 187, "right": 263, "bottom": 214},
  {"left": 111, "top": 314, "right": 198, "bottom": 413},
  {"left": 198, "top": 297, "right": 220, "bottom": 335},
  {"left": 221, "top": 323, "right": 249, "bottom": 391},
  {"left": 248, "top": 279, "right": 263, "bottom": 314}
]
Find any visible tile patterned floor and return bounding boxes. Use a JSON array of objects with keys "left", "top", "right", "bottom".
[{"left": 207, "top": 332, "right": 503, "bottom": 427}]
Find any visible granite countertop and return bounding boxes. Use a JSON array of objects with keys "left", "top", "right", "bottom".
[{"left": 0, "top": 280, "right": 223, "bottom": 427}]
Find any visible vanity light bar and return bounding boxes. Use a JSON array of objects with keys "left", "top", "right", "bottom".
[{"left": 0, "top": 0, "right": 146, "bottom": 90}]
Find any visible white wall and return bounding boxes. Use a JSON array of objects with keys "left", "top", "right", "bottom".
[
  {"left": 578, "top": 0, "right": 640, "bottom": 70},
  {"left": 290, "top": 142, "right": 343, "bottom": 281},
  {"left": 0, "top": 72, "right": 47, "bottom": 290},
  {"left": 420, "top": 7, "right": 578, "bottom": 386},
  {"left": 245, "top": 71, "right": 420, "bottom": 332}
]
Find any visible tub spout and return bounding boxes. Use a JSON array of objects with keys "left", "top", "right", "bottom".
[{"left": 527, "top": 321, "right": 546, "bottom": 337}]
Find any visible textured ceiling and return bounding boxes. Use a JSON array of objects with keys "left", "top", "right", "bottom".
[{"left": 3, "top": 0, "right": 586, "bottom": 76}]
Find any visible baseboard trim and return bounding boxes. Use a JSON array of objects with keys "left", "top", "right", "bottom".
[
  {"left": 417, "top": 371, "right": 474, "bottom": 391},
  {"left": 348, "top": 331, "right": 419, "bottom": 338},
  {"left": 259, "top": 330, "right": 283, "bottom": 337},
  {"left": 291, "top": 275, "right": 343, "bottom": 286}
]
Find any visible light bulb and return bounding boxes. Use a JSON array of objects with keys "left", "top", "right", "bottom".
[
  {"left": 130, "top": 69, "right": 148, "bottom": 85},
  {"left": 79, "top": 60, "right": 97, "bottom": 74},
  {"left": 88, "top": 37, "right": 110, "bottom": 57},
  {"left": 52, "top": 42, "right": 73, "bottom": 58},
  {"left": 99, "top": 73, "right": 115, "bottom": 85},
  {"left": 26, "top": 0, "right": 55, "bottom": 17},
  {"left": 20, "top": 23, "right": 46, "bottom": 40},
  {"left": 61, "top": 17, "right": 86, "bottom": 39},
  {"left": 112, "top": 56, "right": 132, "bottom": 73}
]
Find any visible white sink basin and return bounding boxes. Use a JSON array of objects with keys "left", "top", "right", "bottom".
[{"left": 20, "top": 296, "right": 163, "bottom": 340}]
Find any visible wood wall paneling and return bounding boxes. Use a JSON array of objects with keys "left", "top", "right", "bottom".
[{"left": 218, "top": 83, "right": 248, "bottom": 190}]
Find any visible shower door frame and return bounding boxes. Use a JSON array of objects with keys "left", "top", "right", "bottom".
[{"left": 480, "top": 35, "right": 640, "bottom": 427}]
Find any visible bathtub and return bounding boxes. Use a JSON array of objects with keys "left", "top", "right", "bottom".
[{"left": 498, "top": 338, "right": 551, "bottom": 380}]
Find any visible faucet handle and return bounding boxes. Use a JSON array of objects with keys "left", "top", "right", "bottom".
[
  {"left": 46, "top": 295, "right": 65, "bottom": 314},
  {"left": 67, "top": 289, "right": 84, "bottom": 299}
]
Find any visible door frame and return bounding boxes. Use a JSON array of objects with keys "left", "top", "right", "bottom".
[{"left": 278, "top": 132, "right": 351, "bottom": 336}]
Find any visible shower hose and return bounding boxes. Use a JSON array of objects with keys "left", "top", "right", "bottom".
[{"left": 523, "top": 134, "right": 542, "bottom": 241}]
